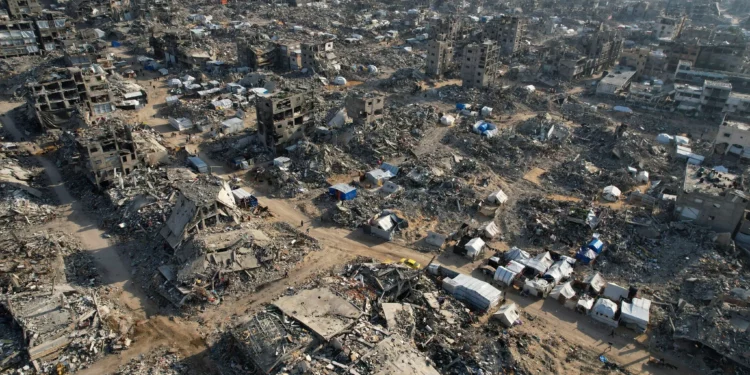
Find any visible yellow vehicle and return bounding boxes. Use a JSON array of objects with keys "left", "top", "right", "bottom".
[{"left": 400, "top": 258, "right": 421, "bottom": 270}]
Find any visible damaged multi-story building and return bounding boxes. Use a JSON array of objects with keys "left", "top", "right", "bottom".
[
  {"left": 461, "top": 40, "right": 499, "bottom": 89},
  {"left": 483, "top": 15, "right": 525, "bottom": 55},
  {"left": 676, "top": 164, "right": 749, "bottom": 234},
  {"left": 27, "top": 65, "right": 114, "bottom": 130},
  {"left": 300, "top": 41, "right": 338, "bottom": 75},
  {"left": 237, "top": 39, "right": 302, "bottom": 72},
  {"left": 0, "top": 11, "right": 72, "bottom": 58},
  {"left": 345, "top": 92, "right": 384, "bottom": 125},
  {"left": 77, "top": 125, "right": 139, "bottom": 187},
  {"left": 151, "top": 30, "right": 214, "bottom": 69},
  {"left": 425, "top": 39, "right": 454, "bottom": 78},
  {"left": 160, "top": 177, "right": 239, "bottom": 249},
  {"left": 64, "top": 44, "right": 115, "bottom": 73},
  {"left": 256, "top": 90, "right": 317, "bottom": 150},
  {"left": 545, "top": 23, "right": 622, "bottom": 80},
  {"left": 428, "top": 15, "right": 461, "bottom": 41},
  {"left": 68, "top": 0, "right": 131, "bottom": 23},
  {"left": 653, "top": 16, "right": 686, "bottom": 41},
  {"left": 3, "top": 0, "right": 42, "bottom": 19}
]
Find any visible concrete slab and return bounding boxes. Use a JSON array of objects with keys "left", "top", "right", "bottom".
[
  {"left": 369, "top": 334, "right": 441, "bottom": 375},
  {"left": 381, "top": 303, "right": 414, "bottom": 329},
  {"left": 274, "top": 287, "right": 361, "bottom": 340}
]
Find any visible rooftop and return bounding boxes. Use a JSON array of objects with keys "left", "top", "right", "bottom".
[
  {"left": 683, "top": 164, "right": 746, "bottom": 198},
  {"left": 600, "top": 70, "right": 636, "bottom": 87},
  {"left": 722, "top": 120, "right": 750, "bottom": 131},
  {"left": 704, "top": 80, "right": 732, "bottom": 89}
]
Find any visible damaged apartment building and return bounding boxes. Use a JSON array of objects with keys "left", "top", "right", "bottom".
[
  {"left": 256, "top": 90, "right": 317, "bottom": 151},
  {"left": 237, "top": 38, "right": 302, "bottom": 72},
  {"left": 345, "top": 92, "right": 384, "bottom": 125},
  {"left": 545, "top": 23, "right": 623, "bottom": 80},
  {"left": 0, "top": 4, "right": 72, "bottom": 58},
  {"left": 676, "top": 164, "right": 749, "bottom": 234},
  {"left": 300, "top": 41, "right": 338, "bottom": 75},
  {"left": 27, "top": 66, "right": 114, "bottom": 130},
  {"left": 462, "top": 40, "right": 500, "bottom": 89},
  {"left": 151, "top": 30, "right": 214, "bottom": 69},
  {"left": 483, "top": 15, "right": 526, "bottom": 55},
  {"left": 77, "top": 125, "right": 139, "bottom": 187},
  {"left": 69, "top": 0, "right": 131, "bottom": 23}
]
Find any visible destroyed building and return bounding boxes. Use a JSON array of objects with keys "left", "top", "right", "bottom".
[
  {"left": 151, "top": 31, "right": 214, "bottom": 69},
  {"left": 3, "top": 0, "right": 42, "bottom": 19},
  {"left": 256, "top": 90, "right": 317, "bottom": 151},
  {"left": 301, "top": 41, "right": 338, "bottom": 74},
  {"left": 160, "top": 177, "right": 239, "bottom": 249},
  {"left": 237, "top": 39, "right": 301, "bottom": 72},
  {"left": 64, "top": 45, "right": 115, "bottom": 73},
  {"left": 713, "top": 118, "right": 750, "bottom": 158},
  {"left": 653, "top": 16, "right": 686, "bottom": 41},
  {"left": 76, "top": 125, "right": 140, "bottom": 187},
  {"left": 429, "top": 15, "right": 461, "bottom": 41},
  {"left": 547, "top": 23, "right": 623, "bottom": 80},
  {"left": 484, "top": 15, "right": 525, "bottom": 55},
  {"left": 675, "top": 164, "right": 749, "bottom": 234},
  {"left": 27, "top": 66, "right": 114, "bottom": 130},
  {"left": 461, "top": 40, "right": 499, "bottom": 89},
  {"left": 69, "top": 0, "right": 131, "bottom": 23},
  {"left": 0, "top": 13, "right": 71, "bottom": 58},
  {"left": 345, "top": 92, "right": 384, "bottom": 125},
  {"left": 425, "top": 39, "right": 453, "bottom": 79}
]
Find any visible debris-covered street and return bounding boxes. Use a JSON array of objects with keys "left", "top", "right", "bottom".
[{"left": 1, "top": 0, "right": 749, "bottom": 374}]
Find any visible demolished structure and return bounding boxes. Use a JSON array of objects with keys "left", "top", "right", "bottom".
[{"left": 256, "top": 90, "right": 317, "bottom": 151}]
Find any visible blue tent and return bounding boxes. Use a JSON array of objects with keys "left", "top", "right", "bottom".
[
  {"left": 586, "top": 238, "right": 604, "bottom": 254},
  {"left": 329, "top": 183, "right": 357, "bottom": 201},
  {"left": 576, "top": 248, "right": 598, "bottom": 265}
]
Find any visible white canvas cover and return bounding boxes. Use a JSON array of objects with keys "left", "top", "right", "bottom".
[
  {"left": 505, "top": 260, "right": 525, "bottom": 274},
  {"left": 492, "top": 303, "right": 519, "bottom": 327},
  {"left": 465, "top": 238, "right": 485, "bottom": 257},
  {"left": 603, "top": 282, "right": 629, "bottom": 301},
  {"left": 584, "top": 272, "right": 606, "bottom": 293},
  {"left": 550, "top": 281, "right": 576, "bottom": 300},
  {"left": 544, "top": 261, "right": 573, "bottom": 283},
  {"left": 505, "top": 247, "right": 530, "bottom": 263},
  {"left": 488, "top": 189, "right": 508, "bottom": 204},
  {"left": 493, "top": 266, "right": 517, "bottom": 286},
  {"left": 620, "top": 298, "right": 651, "bottom": 331},
  {"left": 602, "top": 185, "right": 621, "bottom": 201}
]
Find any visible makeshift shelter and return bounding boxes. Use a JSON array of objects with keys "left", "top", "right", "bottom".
[
  {"left": 591, "top": 298, "right": 619, "bottom": 327},
  {"left": 169, "top": 117, "right": 193, "bottom": 131},
  {"left": 488, "top": 189, "right": 508, "bottom": 204},
  {"left": 620, "top": 298, "right": 651, "bottom": 332},
  {"left": 381, "top": 181, "right": 400, "bottom": 194},
  {"left": 603, "top": 282, "right": 629, "bottom": 302},
  {"left": 583, "top": 272, "right": 606, "bottom": 293},
  {"left": 465, "top": 238, "right": 485, "bottom": 258},
  {"left": 482, "top": 221, "right": 501, "bottom": 239},
  {"left": 575, "top": 248, "right": 598, "bottom": 265},
  {"left": 231, "top": 188, "right": 258, "bottom": 208},
  {"left": 602, "top": 185, "right": 621, "bottom": 201},
  {"left": 425, "top": 232, "right": 447, "bottom": 247},
  {"left": 445, "top": 274, "right": 503, "bottom": 311},
  {"left": 549, "top": 282, "right": 576, "bottom": 307},
  {"left": 329, "top": 184, "right": 357, "bottom": 201},
  {"left": 505, "top": 247, "right": 530, "bottom": 263},
  {"left": 221, "top": 118, "right": 244, "bottom": 134},
  {"left": 525, "top": 252, "right": 553, "bottom": 275},
  {"left": 505, "top": 260, "right": 525, "bottom": 275},
  {"left": 492, "top": 303, "right": 520, "bottom": 327},
  {"left": 493, "top": 266, "right": 518, "bottom": 287},
  {"left": 472, "top": 121, "right": 498, "bottom": 137},
  {"left": 522, "top": 279, "right": 552, "bottom": 298},
  {"left": 585, "top": 238, "right": 604, "bottom": 254},
  {"left": 543, "top": 260, "right": 573, "bottom": 284},
  {"left": 576, "top": 296, "right": 595, "bottom": 314}
]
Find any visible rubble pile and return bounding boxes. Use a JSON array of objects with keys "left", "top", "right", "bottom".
[
  {"left": 378, "top": 68, "right": 424, "bottom": 93},
  {"left": 114, "top": 347, "right": 187, "bottom": 375},
  {"left": 347, "top": 104, "right": 439, "bottom": 164}
]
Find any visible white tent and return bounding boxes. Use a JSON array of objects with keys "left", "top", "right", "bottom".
[
  {"left": 493, "top": 266, "right": 518, "bottom": 286},
  {"left": 506, "top": 260, "right": 525, "bottom": 274},
  {"left": 543, "top": 260, "right": 573, "bottom": 283},
  {"left": 603, "top": 282, "right": 629, "bottom": 301},
  {"left": 525, "top": 251, "right": 553, "bottom": 275},
  {"left": 488, "top": 189, "right": 508, "bottom": 204},
  {"left": 440, "top": 115, "right": 455, "bottom": 125},
  {"left": 482, "top": 221, "right": 501, "bottom": 238},
  {"left": 465, "top": 238, "right": 485, "bottom": 257},
  {"left": 550, "top": 281, "right": 576, "bottom": 301},
  {"left": 492, "top": 303, "right": 519, "bottom": 327},
  {"left": 592, "top": 298, "right": 619, "bottom": 327},
  {"left": 620, "top": 298, "right": 651, "bottom": 332},
  {"left": 602, "top": 185, "right": 621, "bottom": 201},
  {"left": 505, "top": 247, "right": 530, "bottom": 263},
  {"left": 584, "top": 272, "right": 606, "bottom": 293},
  {"left": 522, "top": 279, "right": 552, "bottom": 297},
  {"left": 332, "top": 76, "right": 347, "bottom": 85}
]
